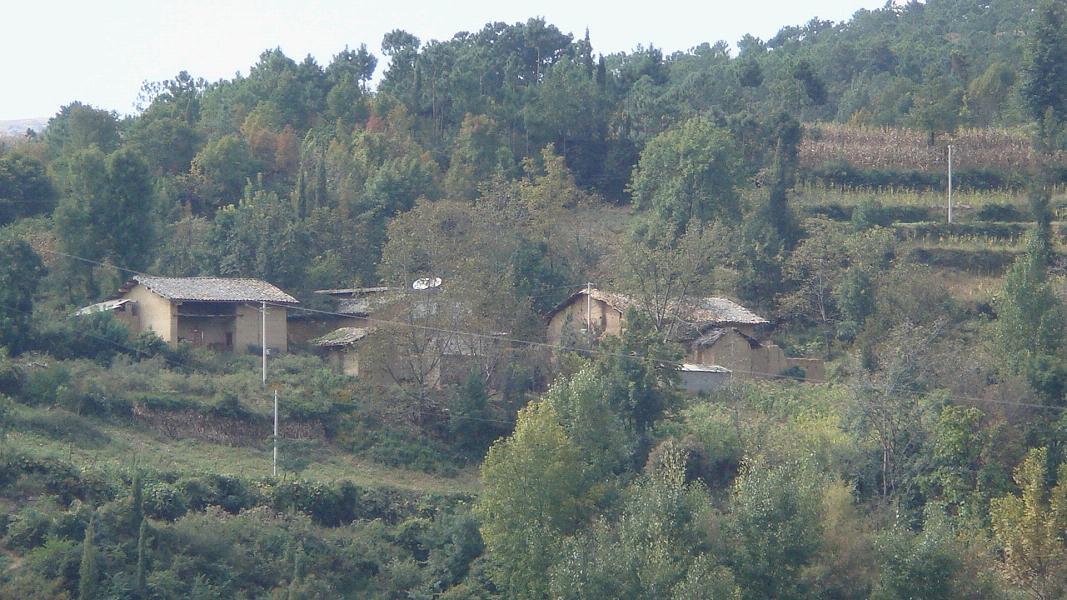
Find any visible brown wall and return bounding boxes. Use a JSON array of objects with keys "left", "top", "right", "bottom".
[
  {"left": 547, "top": 297, "right": 623, "bottom": 347},
  {"left": 234, "top": 303, "right": 288, "bottom": 353},
  {"left": 687, "top": 331, "right": 825, "bottom": 382},
  {"left": 124, "top": 284, "right": 176, "bottom": 341}
]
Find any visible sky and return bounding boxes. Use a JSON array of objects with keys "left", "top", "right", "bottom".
[{"left": 1, "top": 0, "right": 888, "bottom": 121}]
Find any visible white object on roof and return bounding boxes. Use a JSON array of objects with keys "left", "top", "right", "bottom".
[
  {"left": 75, "top": 299, "right": 133, "bottom": 316},
  {"left": 412, "top": 277, "right": 442, "bottom": 290}
]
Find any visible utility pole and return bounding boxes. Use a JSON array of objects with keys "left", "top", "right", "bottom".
[
  {"left": 260, "top": 301, "right": 278, "bottom": 477},
  {"left": 261, "top": 301, "right": 267, "bottom": 385},
  {"left": 947, "top": 144, "right": 953, "bottom": 224},
  {"left": 585, "top": 282, "right": 592, "bottom": 331},
  {"left": 273, "top": 389, "right": 278, "bottom": 477}
]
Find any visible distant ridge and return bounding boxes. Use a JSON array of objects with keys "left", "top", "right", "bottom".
[{"left": 0, "top": 118, "right": 47, "bottom": 137}]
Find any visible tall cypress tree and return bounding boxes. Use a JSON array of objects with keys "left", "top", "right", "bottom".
[
  {"left": 78, "top": 513, "right": 99, "bottom": 600},
  {"left": 135, "top": 518, "right": 149, "bottom": 598}
]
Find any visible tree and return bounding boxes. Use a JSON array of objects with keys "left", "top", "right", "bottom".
[
  {"left": 130, "top": 468, "right": 144, "bottom": 532},
  {"left": 53, "top": 147, "right": 156, "bottom": 296},
  {"left": 991, "top": 447, "right": 1067, "bottom": 600},
  {"left": 908, "top": 75, "right": 964, "bottom": 146},
  {"left": 0, "top": 152, "right": 56, "bottom": 226},
  {"left": 190, "top": 134, "right": 258, "bottom": 210},
  {"left": 476, "top": 400, "right": 597, "bottom": 599},
  {"left": 543, "top": 367, "right": 636, "bottom": 477},
  {"left": 78, "top": 513, "right": 99, "bottom": 600},
  {"left": 995, "top": 233, "right": 1065, "bottom": 402},
  {"left": 727, "top": 457, "right": 825, "bottom": 600},
  {"left": 629, "top": 117, "right": 743, "bottom": 232},
  {"left": 443, "top": 114, "right": 513, "bottom": 201},
  {"left": 135, "top": 518, "right": 148, "bottom": 599},
  {"left": 549, "top": 442, "right": 738, "bottom": 599},
  {"left": 781, "top": 220, "right": 849, "bottom": 346},
  {"left": 1022, "top": 0, "right": 1067, "bottom": 126},
  {"left": 0, "top": 238, "right": 44, "bottom": 354},
  {"left": 44, "top": 102, "right": 120, "bottom": 159},
  {"left": 618, "top": 218, "right": 722, "bottom": 339}
]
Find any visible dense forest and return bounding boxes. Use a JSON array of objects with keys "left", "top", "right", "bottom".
[{"left": 4, "top": 0, "right": 1067, "bottom": 597}]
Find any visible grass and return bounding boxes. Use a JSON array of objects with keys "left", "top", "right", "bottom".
[
  {"left": 791, "top": 182, "right": 1029, "bottom": 210},
  {"left": 6, "top": 405, "right": 481, "bottom": 496}
]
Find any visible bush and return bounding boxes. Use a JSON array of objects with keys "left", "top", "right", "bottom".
[
  {"left": 0, "top": 348, "right": 23, "bottom": 395},
  {"left": 143, "top": 481, "right": 188, "bottom": 521},
  {"left": 976, "top": 203, "right": 1026, "bottom": 222},
  {"left": 801, "top": 160, "right": 1027, "bottom": 191}
]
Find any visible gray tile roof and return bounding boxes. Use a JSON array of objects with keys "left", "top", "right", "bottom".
[
  {"left": 548, "top": 288, "right": 767, "bottom": 328},
  {"left": 126, "top": 276, "right": 299, "bottom": 304},
  {"left": 311, "top": 327, "right": 369, "bottom": 347}
]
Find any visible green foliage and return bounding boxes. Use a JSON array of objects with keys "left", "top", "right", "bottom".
[
  {"left": 0, "top": 152, "right": 56, "bottom": 226},
  {"left": 990, "top": 447, "right": 1067, "bottom": 598},
  {"left": 77, "top": 513, "right": 98, "bottom": 600},
  {"left": 44, "top": 102, "right": 120, "bottom": 159},
  {"left": 995, "top": 233, "right": 1066, "bottom": 401},
  {"left": 630, "top": 117, "right": 743, "bottom": 231},
  {"left": 0, "top": 238, "right": 44, "bottom": 354},
  {"left": 549, "top": 442, "right": 737, "bottom": 599},
  {"left": 53, "top": 146, "right": 156, "bottom": 286},
  {"left": 1022, "top": 0, "right": 1067, "bottom": 125},
  {"left": 727, "top": 457, "right": 825, "bottom": 599},
  {"left": 476, "top": 400, "right": 597, "bottom": 598}
]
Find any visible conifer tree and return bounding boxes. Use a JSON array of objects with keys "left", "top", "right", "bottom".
[
  {"left": 78, "top": 513, "right": 99, "bottom": 600},
  {"left": 136, "top": 518, "right": 149, "bottom": 598}
]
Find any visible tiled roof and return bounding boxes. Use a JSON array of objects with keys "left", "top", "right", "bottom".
[
  {"left": 548, "top": 288, "right": 767, "bottom": 329},
  {"left": 681, "top": 363, "right": 732, "bottom": 373},
  {"left": 311, "top": 327, "right": 369, "bottom": 347},
  {"left": 693, "top": 327, "right": 763, "bottom": 349},
  {"left": 124, "top": 276, "right": 299, "bottom": 304}
]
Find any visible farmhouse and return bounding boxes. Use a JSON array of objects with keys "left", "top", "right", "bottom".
[
  {"left": 288, "top": 286, "right": 397, "bottom": 346},
  {"left": 77, "top": 275, "right": 298, "bottom": 353},
  {"left": 546, "top": 287, "right": 824, "bottom": 382}
]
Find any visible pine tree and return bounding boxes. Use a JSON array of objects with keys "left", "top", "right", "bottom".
[
  {"left": 78, "top": 513, "right": 99, "bottom": 600},
  {"left": 136, "top": 518, "right": 149, "bottom": 598},
  {"left": 130, "top": 468, "right": 143, "bottom": 533},
  {"left": 1022, "top": 0, "right": 1067, "bottom": 126}
]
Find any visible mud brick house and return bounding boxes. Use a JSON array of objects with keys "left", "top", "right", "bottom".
[
  {"left": 77, "top": 276, "right": 298, "bottom": 353},
  {"left": 546, "top": 287, "right": 824, "bottom": 383}
]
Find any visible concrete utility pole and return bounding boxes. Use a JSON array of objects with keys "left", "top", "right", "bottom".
[
  {"left": 586, "top": 282, "right": 592, "bottom": 331},
  {"left": 273, "top": 389, "right": 278, "bottom": 477},
  {"left": 261, "top": 301, "right": 267, "bottom": 385},
  {"left": 947, "top": 144, "right": 954, "bottom": 223}
]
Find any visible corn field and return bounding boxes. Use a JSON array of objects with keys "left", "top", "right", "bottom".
[{"left": 799, "top": 123, "right": 1067, "bottom": 173}]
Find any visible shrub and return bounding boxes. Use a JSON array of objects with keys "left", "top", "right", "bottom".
[
  {"left": 143, "top": 482, "right": 188, "bottom": 521},
  {"left": 976, "top": 203, "right": 1025, "bottom": 222},
  {"left": 0, "top": 348, "right": 23, "bottom": 395}
]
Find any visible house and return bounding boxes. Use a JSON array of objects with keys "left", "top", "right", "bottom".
[
  {"left": 311, "top": 327, "right": 369, "bottom": 376},
  {"left": 546, "top": 288, "right": 769, "bottom": 346},
  {"left": 309, "top": 282, "right": 500, "bottom": 388},
  {"left": 77, "top": 275, "right": 298, "bottom": 353},
  {"left": 288, "top": 287, "right": 397, "bottom": 346},
  {"left": 546, "top": 288, "right": 824, "bottom": 382}
]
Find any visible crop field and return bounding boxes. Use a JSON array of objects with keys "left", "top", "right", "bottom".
[{"left": 798, "top": 123, "right": 1061, "bottom": 173}]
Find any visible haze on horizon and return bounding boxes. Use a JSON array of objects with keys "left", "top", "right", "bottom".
[{"left": 1, "top": 0, "right": 887, "bottom": 122}]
